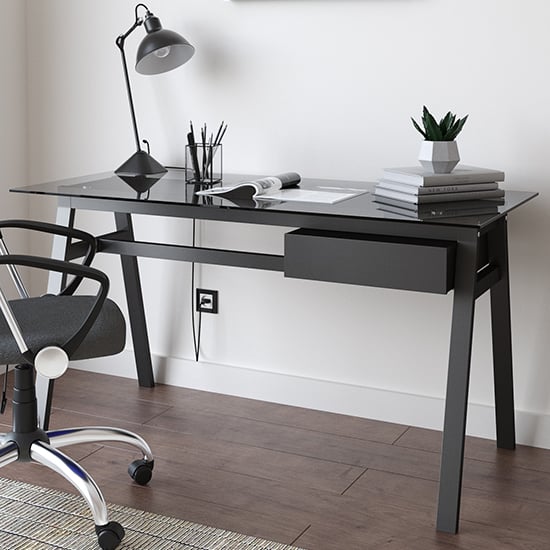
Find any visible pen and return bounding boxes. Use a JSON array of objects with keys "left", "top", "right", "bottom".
[
  {"left": 206, "top": 133, "right": 213, "bottom": 180},
  {"left": 215, "top": 124, "right": 227, "bottom": 147},
  {"left": 201, "top": 124, "right": 207, "bottom": 180},
  {"left": 187, "top": 126, "right": 201, "bottom": 182},
  {"left": 213, "top": 120, "right": 225, "bottom": 147}
]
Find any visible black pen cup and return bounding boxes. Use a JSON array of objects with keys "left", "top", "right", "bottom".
[{"left": 185, "top": 144, "right": 223, "bottom": 186}]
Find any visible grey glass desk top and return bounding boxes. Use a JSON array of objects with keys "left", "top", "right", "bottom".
[
  {"left": 11, "top": 170, "right": 537, "bottom": 229},
  {"left": 9, "top": 170, "right": 538, "bottom": 535}
]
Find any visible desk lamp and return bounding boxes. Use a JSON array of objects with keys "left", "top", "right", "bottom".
[{"left": 115, "top": 3, "right": 195, "bottom": 176}]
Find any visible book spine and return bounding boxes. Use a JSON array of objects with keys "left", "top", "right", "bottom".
[
  {"left": 377, "top": 181, "right": 498, "bottom": 195},
  {"left": 421, "top": 174, "right": 504, "bottom": 186},
  {"left": 416, "top": 189, "right": 505, "bottom": 203},
  {"left": 382, "top": 172, "right": 505, "bottom": 187},
  {"left": 374, "top": 187, "right": 504, "bottom": 204},
  {"left": 418, "top": 183, "right": 498, "bottom": 194}
]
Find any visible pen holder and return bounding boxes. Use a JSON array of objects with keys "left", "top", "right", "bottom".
[{"left": 185, "top": 144, "right": 223, "bottom": 186}]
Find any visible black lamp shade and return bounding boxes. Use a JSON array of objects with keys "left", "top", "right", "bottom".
[{"left": 136, "top": 28, "right": 195, "bottom": 75}]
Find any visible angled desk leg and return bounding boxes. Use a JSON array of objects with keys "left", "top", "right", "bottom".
[
  {"left": 489, "top": 217, "right": 516, "bottom": 450},
  {"left": 436, "top": 232, "right": 479, "bottom": 533},
  {"left": 37, "top": 200, "right": 76, "bottom": 430},
  {"left": 114, "top": 212, "right": 154, "bottom": 387}
]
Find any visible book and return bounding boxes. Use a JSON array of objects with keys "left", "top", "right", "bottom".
[
  {"left": 376, "top": 179, "right": 499, "bottom": 195},
  {"left": 373, "top": 186, "right": 504, "bottom": 204},
  {"left": 382, "top": 165, "right": 505, "bottom": 187},
  {"left": 196, "top": 173, "right": 363, "bottom": 204},
  {"left": 196, "top": 172, "right": 301, "bottom": 199}
]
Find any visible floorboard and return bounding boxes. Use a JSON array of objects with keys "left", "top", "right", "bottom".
[{"left": 2, "top": 369, "right": 550, "bottom": 549}]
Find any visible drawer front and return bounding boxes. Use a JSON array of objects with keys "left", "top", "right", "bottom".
[{"left": 284, "top": 229, "right": 455, "bottom": 294}]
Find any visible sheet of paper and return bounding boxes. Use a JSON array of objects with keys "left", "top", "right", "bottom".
[{"left": 260, "top": 189, "right": 367, "bottom": 204}]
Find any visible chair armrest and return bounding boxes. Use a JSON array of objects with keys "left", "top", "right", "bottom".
[
  {"left": 0, "top": 219, "right": 97, "bottom": 296},
  {"left": 0, "top": 254, "right": 109, "bottom": 361}
]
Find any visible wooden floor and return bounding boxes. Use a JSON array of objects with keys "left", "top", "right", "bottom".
[{"left": 2, "top": 369, "right": 550, "bottom": 549}]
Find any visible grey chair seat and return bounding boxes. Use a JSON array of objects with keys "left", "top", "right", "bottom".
[
  {"left": 0, "top": 295, "right": 126, "bottom": 364},
  {"left": 0, "top": 220, "right": 152, "bottom": 549}
]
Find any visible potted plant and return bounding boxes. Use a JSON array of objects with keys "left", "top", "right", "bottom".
[{"left": 411, "top": 106, "right": 468, "bottom": 173}]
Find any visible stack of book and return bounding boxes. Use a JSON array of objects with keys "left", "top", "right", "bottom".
[{"left": 373, "top": 165, "right": 505, "bottom": 210}]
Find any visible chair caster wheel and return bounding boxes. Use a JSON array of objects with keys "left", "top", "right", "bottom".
[
  {"left": 95, "top": 521, "right": 125, "bottom": 550},
  {"left": 128, "top": 458, "right": 154, "bottom": 485}
]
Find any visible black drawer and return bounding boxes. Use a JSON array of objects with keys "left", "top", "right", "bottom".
[{"left": 284, "top": 229, "right": 455, "bottom": 294}]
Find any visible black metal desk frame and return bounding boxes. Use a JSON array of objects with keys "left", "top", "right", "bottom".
[{"left": 12, "top": 174, "right": 535, "bottom": 535}]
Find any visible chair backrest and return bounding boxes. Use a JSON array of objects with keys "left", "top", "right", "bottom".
[{"left": 0, "top": 220, "right": 126, "bottom": 378}]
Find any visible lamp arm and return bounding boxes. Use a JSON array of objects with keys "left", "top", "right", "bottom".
[
  {"left": 116, "top": 39, "right": 141, "bottom": 152},
  {"left": 116, "top": 4, "right": 150, "bottom": 46},
  {"left": 115, "top": 5, "right": 150, "bottom": 153}
]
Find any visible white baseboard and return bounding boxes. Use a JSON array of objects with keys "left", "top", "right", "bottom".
[{"left": 71, "top": 351, "right": 550, "bottom": 450}]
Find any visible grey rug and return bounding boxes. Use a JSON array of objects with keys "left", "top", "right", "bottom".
[{"left": 0, "top": 477, "right": 305, "bottom": 549}]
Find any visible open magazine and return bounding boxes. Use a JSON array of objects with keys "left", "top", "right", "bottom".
[
  {"left": 195, "top": 173, "right": 300, "bottom": 200},
  {"left": 195, "top": 173, "right": 363, "bottom": 204}
]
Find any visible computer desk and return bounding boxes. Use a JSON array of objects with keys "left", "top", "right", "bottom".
[{"left": 11, "top": 170, "right": 537, "bottom": 534}]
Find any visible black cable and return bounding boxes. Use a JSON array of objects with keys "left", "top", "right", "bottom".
[
  {"left": 190, "top": 219, "right": 202, "bottom": 361},
  {"left": 164, "top": 166, "right": 196, "bottom": 179},
  {"left": 196, "top": 307, "right": 202, "bottom": 361},
  {"left": 160, "top": 165, "right": 203, "bottom": 360}
]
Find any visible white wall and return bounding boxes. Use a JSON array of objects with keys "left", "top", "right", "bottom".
[
  {"left": 0, "top": 0, "right": 28, "bottom": 279},
  {"left": 24, "top": 0, "right": 550, "bottom": 446}
]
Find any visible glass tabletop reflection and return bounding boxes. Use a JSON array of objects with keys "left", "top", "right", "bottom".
[{"left": 11, "top": 170, "right": 537, "bottom": 228}]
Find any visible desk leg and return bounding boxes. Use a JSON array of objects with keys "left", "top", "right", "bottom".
[
  {"left": 37, "top": 202, "right": 76, "bottom": 430},
  {"left": 436, "top": 235, "right": 479, "bottom": 533},
  {"left": 114, "top": 212, "right": 154, "bottom": 387},
  {"left": 489, "top": 218, "right": 516, "bottom": 450}
]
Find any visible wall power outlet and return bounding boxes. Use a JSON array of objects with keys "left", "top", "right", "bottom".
[{"left": 196, "top": 289, "right": 219, "bottom": 314}]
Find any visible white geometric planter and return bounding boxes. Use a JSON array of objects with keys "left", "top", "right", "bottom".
[{"left": 418, "top": 141, "right": 460, "bottom": 174}]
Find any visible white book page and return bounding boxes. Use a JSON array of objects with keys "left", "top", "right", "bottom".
[{"left": 258, "top": 189, "right": 366, "bottom": 204}]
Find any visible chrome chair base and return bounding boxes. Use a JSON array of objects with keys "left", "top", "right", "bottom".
[{"left": 0, "top": 426, "right": 154, "bottom": 550}]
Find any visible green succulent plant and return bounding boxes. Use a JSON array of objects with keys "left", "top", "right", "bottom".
[{"left": 411, "top": 106, "right": 468, "bottom": 141}]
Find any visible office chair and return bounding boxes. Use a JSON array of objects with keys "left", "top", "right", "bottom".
[{"left": 0, "top": 220, "right": 154, "bottom": 550}]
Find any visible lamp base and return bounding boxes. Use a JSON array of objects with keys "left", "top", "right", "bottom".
[{"left": 115, "top": 150, "right": 167, "bottom": 176}]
